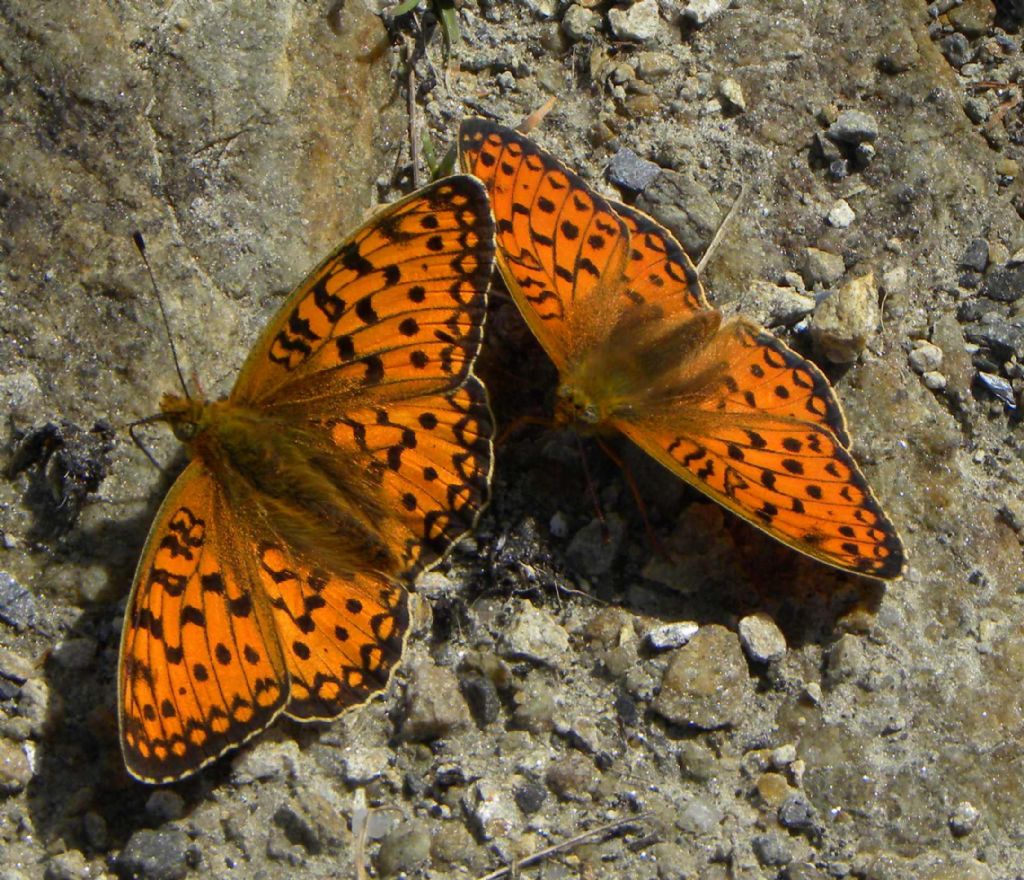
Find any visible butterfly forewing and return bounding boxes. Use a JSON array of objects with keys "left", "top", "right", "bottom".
[
  {"left": 459, "top": 117, "right": 630, "bottom": 366},
  {"left": 232, "top": 177, "right": 494, "bottom": 405}
]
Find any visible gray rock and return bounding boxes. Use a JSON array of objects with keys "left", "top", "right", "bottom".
[
  {"left": 744, "top": 280, "right": 816, "bottom": 328},
  {"left": 826, "top": 110, "right": 879, "bottom": 144},
  {"left": 562, "top": 4, "right": 601, "bottom": 41},
  {"left": 779, "top": 793, "right": 817, "bottom": 832},
  {"left": 809, "top": 272, "right": 879, "bottom": 363},
  {"left": 115, "top": 829, "right": 190, "bottom": 880},
  {"left": 964, "top": 321, "right": 1024, "bottom": 363},
  {"left": 545, "top": 753, "right": 599, "bottom": 801},
  {"left": 510, "top": 674, "right": 558, "bottom": 732},
  {"left": 738, "top": 613, "right": 787, "bottom": 663},
  {"left": 982, "top": 266, "right": 1024, "bottom": 303},
  {"left": 0, "top": 571, "right": 40, "bottom": 632},
  {"left": 513, "top": 779, "right": 547, "bottom": 814},
  {"left": 82, "top": 811, "right": 109, "bottom": 851},
  {"left": 636, "top": 169, "right": 721, "bottom": 258},
  {"left": 782, "top": 863, "right": 828, "bottom": 880},
  {"left": 940, "top": 32, "right": 973, "bottom": 67},
  {"left": 802, "top": 247, "right": 845, "bottom": 287},
  {"left": 644, "top": 621, "right": 699, "bottom": 651},
  {"left": 273, "top": 788, "right": 347, "bottom": 855},
  {"left": 608, "top": 0, "right": 660, "bottom": 42},
  {"left": 752, "top": 833, "right": 792, "bottom": 866},
  {"left": 341, "top": 745, "right": 392, "bottom": 784},
  {"left": 499, "top": 600, "right": 570, "bottom": 665},
  {"left": 636, "top": 50, "right": 675, "bottom": 79},
  {"left": 230, "top": 740, "right": 299, "bottom": 784},
  {"left": 653, "top": 624, "right": 753, "bottom": 728},
  {"left": 608, "top": 148, "right": 662, "bottom": 193},
  {"left": 400, "top": 661, "right": 471, "bottom": 742},
  {"left": 961, "top": 238, "right": 990, "bottom": 272},
  {"left": 566, "top": 513, "right": 627, "bottom": 577},
  {"left": 375, "top": 819, "right": 431, "bottom": 877}
]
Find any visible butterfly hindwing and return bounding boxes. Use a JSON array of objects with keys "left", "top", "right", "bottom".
[{"left": 119, "top": 463, "right": 289, "bottom": 783}]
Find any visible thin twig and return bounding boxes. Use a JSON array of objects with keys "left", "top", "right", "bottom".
[
  {"left": 473, "top": 813, "right": 650, "bottom": 880},
  {"left": 406, "top": 37, "right": 421, "bottom": 188},
  {"left": 697, "top": 183, "right": 747, "bottom": 275},
  {"left": 352, "top": 788, "right": 369, "bottom": 880}
]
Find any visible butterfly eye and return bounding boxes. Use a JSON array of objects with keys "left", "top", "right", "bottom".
[{"left": 171, "top": 422, "right": 199, "bottom": 443}]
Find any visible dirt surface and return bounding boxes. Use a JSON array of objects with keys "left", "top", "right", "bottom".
[{"left": 2, "top": 1, "right": 1024, "bottom": 878}]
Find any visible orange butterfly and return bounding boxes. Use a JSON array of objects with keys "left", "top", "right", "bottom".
[
  {"left": 120, "top": 176, "right": 496, "bottom": 782},
  {"left": 459, "top": 118, "right": 903, "bottom": 579}
]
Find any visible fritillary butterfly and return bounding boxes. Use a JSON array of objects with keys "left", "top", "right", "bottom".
[
  {"left": 120, "top": 176, "right": 496, "bottom": 782},
  {"left": 459, "top": 118, "right": 904, "bottom": 579}
]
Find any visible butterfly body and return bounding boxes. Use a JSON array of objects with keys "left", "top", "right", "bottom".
[
  {"left": 121, "top": 176, "right": 496, "bottom": 782},
  {"left": 459, "top": 118, "right": 904, "bottom": 579}
]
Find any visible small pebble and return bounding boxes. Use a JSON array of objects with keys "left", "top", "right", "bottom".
[
  {"left": 909, "top": 341, "right": 943, "bottom": 374},
  {"left": 803, "top": 246, "right": 845, "bottom": 287},
  {"left": 949, "top": 800, "right": 981, "bottom": 836},
  {"left": 499, "top": 600, "right": 570, "bottom": 665},
  {"left": 961, "top": 238, "right": 990, "bottom": 272},
  {"left": 826, "top": 109, "right": 879, "bottom": 143},
  {"left": 464, "top": 780, "right": 520, "bottom": 840},
  {"left": 0, "top": 738, "right": 32, "bottom": 794},
  {"left": 826, "top": 198, "right": 855, "bottom": 228},
  {"left": 636, "top": 50, "right": 674, "bottom": 79},
  {"left": 977, "top": 371, "right": 1016, "bottom": 407},
  {"left": 653, "top": 625, "right": 753, "bottom": 729},
  {"left": 738, "top": 613, "right": 787, "bottom": 663},
  {"left": 941, "top": 32, "right": 973, "bottom": 67},
  {"left": 566, "top": 513, "right": 626, "bottom": 576},
  {"left": 923, "top": 371, "right": 948, "bottom": 391},
  {"left": 608, "top": 0, "right": 660, "bottom": 42},
  {"left": 549, "top": 511, "right": 569, "bottom": 538},
  {"left": 677, "top": 798, "right": 721, "bottom": 834},
  {"left": 718, "top": 77, "right": 746, "bottom": 112},
  {"left": 399, "top": 662, "right": 472, "bottom": 742},
  {"left": 644, "top": 621, "right": 699, "bottom": 651},
  {"left": 375, "top": 819, "right": 431, "bottom": 876},
  {"left": 115, "top": 829, "right": 190, "bottom": 880},
  {"left": 561, "top": 4, "right": 600, "bottom": 41},
  {"left": 752, "top": 834, "right": 792, "bottom": 866},
  {"left": 545, "top": 752, "right": 599, "bottom": 801},
  {"left": 680, "top": 0, "right": 728, "bottom": 25},
  {"left": 981, "top": 265, "right": 1024, "bottom": 303}
]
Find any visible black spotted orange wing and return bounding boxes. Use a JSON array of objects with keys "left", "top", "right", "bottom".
[
  {"left": 120, "top": 176, "right": 495, "bottom": 782},
  {"left": 459, "top": 118, "right": 903, "bottom": 578}
]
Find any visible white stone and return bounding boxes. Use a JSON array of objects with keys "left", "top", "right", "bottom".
[
  {"left": 738, "top": 613, "right": 787, "bottom": 663},
  {"left": 922, "top": 371, "right": 947, "bottom": 391},
  {"left": 500, "top": 600, "right": 570, "bottom": 665},
  {"left": 645, "top": 621, "right": 699, "bottom": 650},
  {"left": 826, "top": 198, "right": 855, "bottom": 228},
  {"left": 718, "top": 77, "right": 746, "bottom": 111},
  {"left": 608, "top": 0, "right": 660, "bottom": 42}
]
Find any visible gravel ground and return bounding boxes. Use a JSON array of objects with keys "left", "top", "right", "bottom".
[{"left": 2, "top": 1, "right": 1024, "bottom": 878}]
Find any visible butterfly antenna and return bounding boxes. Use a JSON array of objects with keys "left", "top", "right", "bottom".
[
  {"left": 696, "top": 183, "right": 748, "bottom": 276},
  {"left": 127, "top": 413, "right": 172, "bottom": 473},
  {"left": 133, "top": 231, "right": 190, "bottom": 399}
]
